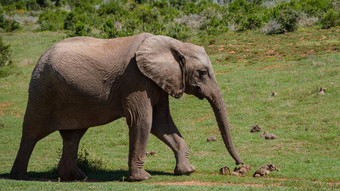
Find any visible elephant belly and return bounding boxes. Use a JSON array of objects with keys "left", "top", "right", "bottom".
[{"left": 51, "top": 103, "right": 124, "bottom": 130}]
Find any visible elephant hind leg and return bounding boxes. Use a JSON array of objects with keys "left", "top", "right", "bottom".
[
  {"left": 10, "top": 136, "right": 38, "bottom": 180},
  {"left": 10, "top": 115, "right": 53, "bottom": 180},
  {"left": 58, "top": 128, "right": 88, "bottom": 181}
]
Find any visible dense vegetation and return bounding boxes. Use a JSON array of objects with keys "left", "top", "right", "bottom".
[{"left": 1, "top": 0, "right": 340, "bottom": 40}]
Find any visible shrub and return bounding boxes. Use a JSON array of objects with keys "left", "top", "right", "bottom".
[
  {"left": 276, "top": 8, "right": 299, "bottom": 32},
  {"left": 135, "top": 4, "right": 160, "bottom": 24},
  {"left": 36, "top": 0, "right": 53, "bottom": 8},
  {"left": 38, "top": 9, "right": 68, "bottom": 31},
  {"left": 227, "top": 0, "right": 266, "bottom": 31},
  {"left": 165, "top": 23, "right": 191, "bottom": 41},
  {"left": 76, "top": 147, "right": 105, "bottom": 173},
  {"left": 0, "top": 14, "right": 22, "bottom": 32},
  {"left": 175, "top": 14, "right": 204, "bottom": 30},
  {"left": 97, "top": 1, "right": 127, "bottom": 16},
  {"left": 321, "top": 8, "right": 340, "bottom": 29},
  {"left": 297, "top": 12, "right": 319, "bottom": 27},
  {"left": 300, "top": 0, "right": 331, "bottom": 17},
  {"left": 0, "top": 37, "right": 12, "bottom": 67},
  {"left": 64, "top": 12, "right": 88, "bottom": 30},
  {"left": 102, "top": 17, "right": 121, "bottom": 38},
  {"left": 66, "top": 23, "right": 91, "bottom": 37},
  {"left": 261, "top": 20, "right": 283, "bottom": 35},
  {"left": 51, "top": 147, "right": 105, "bottom": 174}
]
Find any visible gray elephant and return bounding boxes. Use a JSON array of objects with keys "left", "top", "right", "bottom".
[{"left": 10, "top": 33, "right": 243, "bottom": 181}]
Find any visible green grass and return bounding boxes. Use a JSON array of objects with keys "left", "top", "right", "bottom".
[{"left": 0, "top": 29, "right": 339, "bottom": 190}]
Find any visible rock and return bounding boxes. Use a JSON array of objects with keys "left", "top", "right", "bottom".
[
  {"left": 271, "top": 92, "right": 278, "bottom": 96},
  {"left": 219, "top": 167, "right": 230, "bottom": 175},
  {"left": 207, "top": 136, "right": 217, "bottom": 142},
  {"left": 250, "top": 125, "right": 261, "bottom": 133},
  {"left": 318, "top": 87, "right": 326, "bottom": 95},
  {"left": 146, "top": 151, "right": 156, "bottom": 156}
]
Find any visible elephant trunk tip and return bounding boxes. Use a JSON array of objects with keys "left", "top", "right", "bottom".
[{"left": 236, "top": 161, "right": 244, "bottom": 165}]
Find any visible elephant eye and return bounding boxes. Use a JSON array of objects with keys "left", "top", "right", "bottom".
[{"left": 198, "top": 70, "right": 207, "bottom": 78}]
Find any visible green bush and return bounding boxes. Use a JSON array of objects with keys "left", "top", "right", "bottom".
[
  {"left": 66, "top": 23, "right": 91, "bottom": 37},
  {"left": 300, "top": 0, "right": 331, "bottom": 17},
  {"left": 276, "top": 8, "right": 299, "bottom": 32},
  {"left": 64, "top": 12, "right": 88, "bottom": 30},
  {"left": 24, "top": 0, "right": 41, "bottom": 10},
  {"left": 0, "top": 37, "right": 12, "bottom": 67},
  {"left": 0, "top": 14, "right": 21, "bottom": 32},
  {"left": 0, "top": 37, "right": 15, "bottom": 78},
  {"left": 321, "top": 8, "right": 340, "bottom": 29},
  {"left": 135, "top": 4, "right": 160, "bottom": 24},
  {"left": 165, "top": 23, "right": 191, "bottom": 41},
  {"left": 0, "top": 0, "right": 40, "bottom": 10},
  {"left": 102, "top": 17, "right": 121, "bottom": 38},
  {"left": 227, "top": 0, "right": 265, "bottom": 31},
  {"left": 97, "top": 1, "right": 127, "bottom": 16},
  {"left": 13, "top": 0, "right": 340, "bottom": 41},
  {"left": 38, "top": 9, "right": 68, "bottom": 31}
]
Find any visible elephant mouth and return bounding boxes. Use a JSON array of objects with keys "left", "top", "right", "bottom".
[{"left": 194, "top": 86, "right": 205, "bottom": 100}]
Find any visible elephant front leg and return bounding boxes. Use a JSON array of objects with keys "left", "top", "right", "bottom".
[
  {"left": 125, "top": 104, "right": 153, "bottom": 181},
  {"left": 151, "top": 98, "right": 195, "bottom": 175}
]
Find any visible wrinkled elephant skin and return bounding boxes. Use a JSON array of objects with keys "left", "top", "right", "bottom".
[{"left": 10, "top": 33, "right": 243, "bottom": 181}]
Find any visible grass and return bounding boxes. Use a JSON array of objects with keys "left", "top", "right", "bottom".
[{"left": 0, "top": 28, "right": 339, "bottom": 190}]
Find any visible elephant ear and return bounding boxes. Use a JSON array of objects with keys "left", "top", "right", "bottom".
[{"left": 136, "top": 35, "right": 186, "bottom": 98}]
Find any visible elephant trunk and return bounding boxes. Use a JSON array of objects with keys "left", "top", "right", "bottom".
[{"left": 207, "top": 87, "right": 243, "bottom": 165}]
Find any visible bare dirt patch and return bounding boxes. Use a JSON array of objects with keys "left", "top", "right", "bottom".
[
  {"left": 0, "top": 102, "right": 14, "bottom": 116},
  {"left": 19, "top": 59, "right": 35, "bottom": 66},
  {"left": 256, "top": 63, "right": 290, "bottom": 71},
  {"left": 192, "top": 114, "right": 213, "bottom": 125}
]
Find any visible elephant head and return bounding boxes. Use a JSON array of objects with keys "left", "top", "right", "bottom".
[{"left": 136, "top": 35, "right": 243, "bottom": 165}]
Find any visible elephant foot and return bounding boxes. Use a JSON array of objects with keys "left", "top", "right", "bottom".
[
  {"left": 127, "top": 169, "right": 151, "bottom": 182},
  {"left": 174, "top": 162, "right": 196, "bottom": 175},
  {"left": 58, "top": 161, "right": 86, "bottom": 181},
  {"left": 10, "top": 170, "right": 29, "bottom": 180},
  {"left": 58, "top": 167, "right": 86, "bottom": 181}
]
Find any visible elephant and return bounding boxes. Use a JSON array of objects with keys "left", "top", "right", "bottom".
[{"left": 10, "top": 33, "right": 243, "bottom": 181}]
